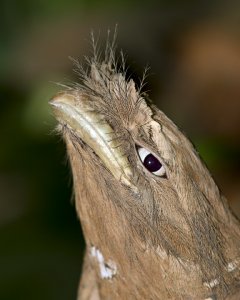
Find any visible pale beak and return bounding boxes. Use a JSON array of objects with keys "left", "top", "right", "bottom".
[{"left": 50, "top": 92, "right": 134, "bottom": 188}]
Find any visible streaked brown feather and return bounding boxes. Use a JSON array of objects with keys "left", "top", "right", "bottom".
[{"left": 51, "top": 32, "right": 240, "bottom": 299}]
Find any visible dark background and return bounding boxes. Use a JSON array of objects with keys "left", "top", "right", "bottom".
[{"left": 1, "top": 1, "right": 240, "bottom": 299}]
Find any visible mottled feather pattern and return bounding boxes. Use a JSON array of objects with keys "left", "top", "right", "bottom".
[{"left": 51, "top": 32, "right": 240, "bottom": 299}]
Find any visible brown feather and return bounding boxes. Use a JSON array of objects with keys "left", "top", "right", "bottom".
[{"left": 50, "top": 32, "right": 240, "bottom": 299}]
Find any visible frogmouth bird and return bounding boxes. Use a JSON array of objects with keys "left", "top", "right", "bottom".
[{"left": 50, "top": 36, "right": 240, "bottom": 300}]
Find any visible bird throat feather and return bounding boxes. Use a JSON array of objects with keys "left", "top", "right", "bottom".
[{"left": 50, "top": 32, "right": 240, "bottom": 299}]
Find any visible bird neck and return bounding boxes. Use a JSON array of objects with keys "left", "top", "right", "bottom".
[{"left": 65, "top": 131, "right": 240, "bottom": 299}]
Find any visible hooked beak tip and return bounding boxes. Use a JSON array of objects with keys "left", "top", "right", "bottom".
[{"left": 49, "top": 93, "right": 77, "bottom": 114}]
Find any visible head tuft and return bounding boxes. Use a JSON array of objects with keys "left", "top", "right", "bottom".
[{"left": 66, "top": 30, "right": 152, "bottom": 127}]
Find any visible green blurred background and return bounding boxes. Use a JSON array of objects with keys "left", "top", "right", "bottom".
[{"left": 1, "top": 1, "right": 240, "bottom": 299}]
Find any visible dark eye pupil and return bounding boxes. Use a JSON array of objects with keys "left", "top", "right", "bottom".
[{"left": 143, "top": 154, "right": 162, "bottom": 172}]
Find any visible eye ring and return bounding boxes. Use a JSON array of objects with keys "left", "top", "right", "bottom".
[{"left": 137, "top": 147, "right": 166, "bottom": 177}]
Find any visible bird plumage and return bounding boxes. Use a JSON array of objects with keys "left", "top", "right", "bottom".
[{"left": 50, "top": 34, "right": 240, "bottom": 299}]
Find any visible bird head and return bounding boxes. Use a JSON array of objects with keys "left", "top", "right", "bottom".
[{"left": 50, "top": 37, "right": 240, "bottom": 299}]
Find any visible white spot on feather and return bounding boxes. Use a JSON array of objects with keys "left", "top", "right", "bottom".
[
  {"left": 90, "top": 246, "right": 117, "bottom": 279},
  {"left": 227, "top": 260, "right": 237, "bottom": 272},
  {"left": 203, "top": 278, "right": 219, "bottom": 288}
]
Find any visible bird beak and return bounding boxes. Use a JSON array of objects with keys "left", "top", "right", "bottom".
[{"left": 50, "top": 92, "right": 134, "bottom": 188}]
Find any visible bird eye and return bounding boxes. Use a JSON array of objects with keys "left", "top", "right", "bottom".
[{"left": 137, "top": 147, "right": 166, "bottom": 177}]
